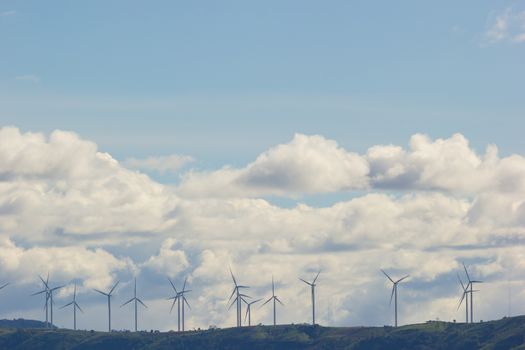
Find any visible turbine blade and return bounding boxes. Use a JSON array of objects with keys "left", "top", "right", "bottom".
[
  {"left": 463, "top": 263, "right": 471, "bottom": 282},
  {"left": 39, "top": 275, "right": 49, "bottom": 289},
  {"left": 183, "top": 297, "right": 191, "bottom": 310},
  {"left": 251, "top": 298, "right": 263, "bottom": 305},
  {"left": 260, "top": 297, "right": 272, "bottom": 308},
  {"left": 75, "top": 302, "right": 84, "bottom": 313},
  {"left": 245, "top": 306, "right": 249, "bottom": 323},
  {"left": 396, "top": 275, "right": 409, "bottom": 284},
  {"left": 120, "top": 298, "right": 134, "bottom": 307},
  {"left": 230, "top": 268, "right": 237, "bottom": 286},
  {"left": 168, "top": 278, "right": 178, "bottom": 294},
  {"left": 137, "top": 298, "right": 148, "bottom": 308},
  {"left": 94, "top": 289, "right": 108, "bottom": 296},
  {"left": 109, "top": 281, "right": 119, "bottom": 295},
  {"left": 313, "top": 270, "right": 321, "bottom": 284},
  {"left": 182, "top": 277, "right": 187, "bottom": 292},
  {"left": 31, "top": 290, "right": 46, "bottom": 296},
  {"left": 299, "top": 278, "right": 312, "bottom": 286},
  {"left": 457, "top": 273, "right": 466, "bottom": 291},
  {"left": 60, "top": 301, "right": 73, "bottom": 309},
  {"left": 276, "top": 297, "right": 284, "bottom": 306},
  {"left": 0, "top": 282, "right": 9, "bottom": 290},
  {"left": 471, "top": 280, "right": 483, "bottom": 284},
  {"left": 389, "top": 285, "right": 395, "bottom": 305},
  {"left": 169, "top": 298, "right": 177, "bottom": 313},
  {"left": 227, "top": 288, "right": 237, "bottom": 303},
  {"left": 457, "top": 292, "right": 466, "bottom": 310},
  {"left": 50, "top": 285, "right": 65, "bottom": 292},
  {"left": 381, "top": 269, "right": 394, "bottom": 283},
  {"left": 228, "top": 297, "right": 238, "bottom": 310}
]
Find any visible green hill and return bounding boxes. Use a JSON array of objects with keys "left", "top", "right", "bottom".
[{"left": 0, "top": 316, "right": 524, "bottom": 349}]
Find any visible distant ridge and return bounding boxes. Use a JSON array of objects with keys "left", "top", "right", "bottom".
[
  {"left": 0, "top": 319, "right": 54, "bottom": 329},
  {"left": 0, "top": 316, "right": 523, "bottom": 349}
]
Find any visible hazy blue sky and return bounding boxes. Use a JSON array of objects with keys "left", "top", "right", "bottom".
[{"left": 1, "top": 0, "right": 524, "bottom": 166}]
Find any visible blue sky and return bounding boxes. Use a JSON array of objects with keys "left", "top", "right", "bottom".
[
  {"left": 0, "top": 1, "right": 525, "bottom": 331},
  {"left": 1, "top": 0, "right": 524, "bottom": 166}
]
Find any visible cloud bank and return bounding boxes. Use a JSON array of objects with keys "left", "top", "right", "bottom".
[{"left": 0, "top": 126, "right": 524, "bottom": 331}]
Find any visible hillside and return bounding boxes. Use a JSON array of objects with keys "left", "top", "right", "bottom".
[{"left": 0, "top": 316, "right": 523, "bottom": 349}]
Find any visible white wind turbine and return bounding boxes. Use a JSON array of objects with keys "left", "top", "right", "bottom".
[
  {"left": 381, "top": 269, "right": 409, "bottom": 327},
  {"left": 60, "top": 284, "right": 83, "bottom": 330},
  {"left": 243, "top": 298, "right": 262, "bottom": 326},
  {"left": 32, "top": 274, "right": 63, "bottom": 328},
  {"left": 121, "top": 278, "right": 147, "bottom": 332},
  {"left": 463, "top": 263, "right": 482, "bottom": 323},
  {"left": 94, "top": 281, "right": 119, "bottom": 332},
  {"left": 228, "top": 269, "right": 249, "bottom": 327},
  {"left": 299, "top": 270, "right": 320, "bottom": 325},
  {"left": 260, "top": 276, "right": 283, "bottom": 326},
  {"left": 168, "top": 277, "right": 191, "bottom": 332}
]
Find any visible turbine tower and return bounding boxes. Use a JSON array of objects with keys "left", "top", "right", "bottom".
[
  {"left": 60, "top": 284, "right": 83, "bottom": 330},
  {"left": 168, "top": 277, "right": 191, "bottom": 332},
  {"left": 381, "top": 269, "right": 409, "bottom": 327},
  {"left": 228, "top": 269, "right": 249, "bottom": 327},
  {"left": 463, "top": 263, "right": 482, "bottom": 323},
  {"left": 94, "top": 281, "right": 119, "bottom": 332},
  {"left": 179, "top": 278, "right": 191, "bottom": 331},
  {"left": 299, "top": 270, "right": 320, "bottom": 325},
  {"left": 261, "top": 276, "right": 283, "bottom": 326},
  {"left": 121, "top": 278, "right": 147, "bottom": 332},
  {"left": 243, "top": 298, "right": 262, "bottom": 326}
]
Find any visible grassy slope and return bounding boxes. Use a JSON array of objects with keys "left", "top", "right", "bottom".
[{"left": 0, "top": 316, "right": 523, "bottom": 350}]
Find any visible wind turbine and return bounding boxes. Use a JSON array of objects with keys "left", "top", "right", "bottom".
[
  {"left": 94, "top": 281, "right": 119, "bottom": 332},
  {"left": 121, "top": 278, "right": 147, "bottom": 332},
  {"left": 299, "top": 270, "right": 320, "bottom": 325},
  {"left": 60, "top": 284, "right": 83, "bottom": 330},
  {"left": 261, "top": 276, "right": 283, "bottom": 326},
  {"left": 463, "top": 263, "right": 482, "bottom": 323},
  {"left": 32, "top": 274, "right": 63, "bottom": 328},
  {"left": 243, "top": 298, "right": 262, "bottom": 326},
  {"left": 228, "top": 269, "right": 249, "bottom": 327},
  {"left": 228, "top": 290, "right": 251, "bottom": 326},
  {"left": 381, "top": 269, "right": 409, "bottom": 327},
  {"left": 31, "top": 274, "right": 50, "bottom": 328},
  {"left": 457, "top": 273, "right": 470, "bottom": 323},
  {"left": 167, "top": 278, "right": 181, "bottom": 331},
  {"left": 168, "top": 277, "right": 191, "bottom": 332}
]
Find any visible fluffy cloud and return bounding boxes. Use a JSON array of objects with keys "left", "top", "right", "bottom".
[
  {"left": 0, "top": 127, "right": 177, "bottom": 242},
  {"left": 368, "top": 133, "right": 501, "bottom": 192},
  {"left": 178, "top": 132, "right": 525, "bottom": 198},
  {"left": 0, "top": 238, "right": 135, "bottom": 290},
  {"left": 142, "top": 238, "right": 190, "bottom": 278},
  {"left": 178, "top": 134, "right": 369, "bottom": 197},
  {"left": 0, "top": 126, "right": 524, "bottom": 331}
]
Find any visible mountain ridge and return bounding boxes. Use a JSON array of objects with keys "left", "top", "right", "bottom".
[{"left": 0, "top": 316, "right": 523, "bottom": 349}]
